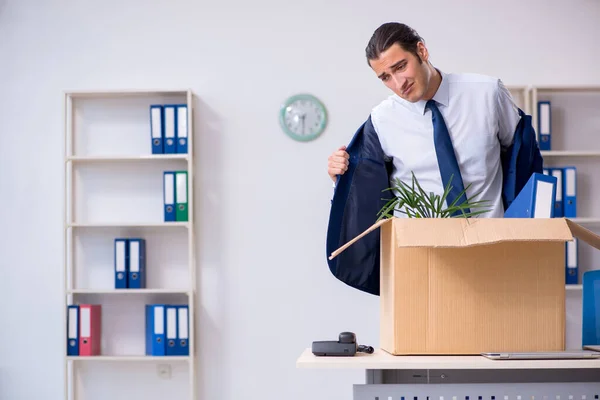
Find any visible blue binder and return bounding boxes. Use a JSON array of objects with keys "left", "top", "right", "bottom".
[
  {"left": 537, "top": 101, "right": 551, "bottom": 150},
  {"left": 128, "top": 238, "right": 146, "bottom": 289},
  {"left": 176, "top": 305, "right": 189, "bottom": 356},
  {"left": 163, "top": 105, "right": 177, "bottom": 154},
  {"left": 67, "top": 305, "right": 79, "bottom": 356},
  {"left": 175, "top": 104, "right": 188, "bottom": 154},
  {"left": 565, "top": 238, "right": 578, "bottom": 285},
  {"left": 550, "top": 168, "right": 564, "bottom": 218},
  {"left": 145, "top": 304, "right": 166, "bottom": 356},
  {"left": 163, "top": 171, "right": 176, "bottom": 222},
  {"left": 582, "top": 270, "right": 600, "bottom": 346},
  {"left": 563, "top": 166, "right": 577, "bottom": 218},
  {"left": 150, "top": 105, "right": 164, "bottom": 154},
  {"left": 114, "top": 238, "right": 128, "bottom": 289},
  {"left": 165, "top": 306, "right": 178, "bottom": 356},
  {"left": 504, "top": 172, "right": 557, "bottom": 218}
]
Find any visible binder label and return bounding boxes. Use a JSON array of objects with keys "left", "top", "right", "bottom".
[
  {"left": 178, "top": 307, "right": 189, "bottom": 340},
  {"left": 165, "top": 107, "right": 175, "bottom": 140},
  {"left": 177, "top": 106, "right": 188, "bottom": 139},
  {"left": 164, "top": 173, "right": 174, "bottom": 205},
  {"left": 115, "top": 241, "right": 126, "bottom": 272},
  {"left": 154, "top": 306, "right": 164, "bottom": 334},
  {"left": 68, "top": 307, "right": 78, "bottom": 339},
  {"left": 566, "top": 168, "right": 576, "bottom": 196},
  {"left": 533, "top": 180, "right": 553, "bottom": 218},
  {"left": 167, "top": 308, "right": 177, "bottom": 339},
  {"left": 176, "top": 172, "right": 187, "bottom": 203},
  {"left": 567, "top": 239, "right": 577, "bottom": 268},
  {"left": 151, "top": 107, "right": 162, "bottom": 139},
  {"left": 81, "top": 307, "right": 90, "bottom": 337},
  {"left": 130, "top": 241, "right": 139, "bottom": 272},
  {"left": 540, "top": 102, "right": 550, "bottom": 135}
]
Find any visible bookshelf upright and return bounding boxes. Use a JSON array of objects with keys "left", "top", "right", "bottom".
[{"left": 62, "top": 89, "right": 196, "bottom": 400}]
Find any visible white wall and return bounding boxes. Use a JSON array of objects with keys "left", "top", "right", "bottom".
[{"left": 1, "top": 0, "right": 600, "bottom": 399}]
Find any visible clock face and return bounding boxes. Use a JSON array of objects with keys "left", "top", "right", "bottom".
[{"left": 279, "top": 94, "right": 327, "bottom": 141}]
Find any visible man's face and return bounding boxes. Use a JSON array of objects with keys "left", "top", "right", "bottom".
[{"left": 369, "top": 42, "right": 431, "bottom": 103}]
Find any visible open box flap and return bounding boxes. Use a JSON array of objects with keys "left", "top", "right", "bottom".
[
  {"left": 565, "top": 219, "right": 600, "bottom": 251},
  {"left": 329, "top": 217, "right": 577, "bottom": 259},
  {"left": 393, "top": 218, "right": 575, "bottom": 248},
  {"left": 328, "top": 218, "right": 391, "bottom": 260}
]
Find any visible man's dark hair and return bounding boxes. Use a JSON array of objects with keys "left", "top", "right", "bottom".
[{"left": 365, "top": 22, "right": 424, "bottom": 65}]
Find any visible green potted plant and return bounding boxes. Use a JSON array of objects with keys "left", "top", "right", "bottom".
[{"left": 377, "top": 171, "right": 491, "bottom": 220}]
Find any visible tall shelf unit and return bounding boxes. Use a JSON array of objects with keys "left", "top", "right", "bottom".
[
  {"left": 62, "top": 89, "right": 196, "bottom": 400},
  {"left": 531, "top": 85, "right": 600, "bottom": 291},
  {"left": 509, "top": 84, "right": 600, "bottom": 348}
]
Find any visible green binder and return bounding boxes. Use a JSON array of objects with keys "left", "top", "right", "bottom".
[{"left": 175, "top": 171, "right": 188, "bottom": 222}]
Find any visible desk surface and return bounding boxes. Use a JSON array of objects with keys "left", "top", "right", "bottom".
[{"left": 296, "top": 348, "right": 600, "bottom": 370}]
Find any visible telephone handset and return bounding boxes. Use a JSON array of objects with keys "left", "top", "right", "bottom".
[{"left": 311, "top": 331, "right": 374, "bottom": 356}]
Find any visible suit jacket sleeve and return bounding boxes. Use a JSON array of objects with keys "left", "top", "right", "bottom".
[{"left": 326, "top": 116, "right": 391, "bottom": 296}]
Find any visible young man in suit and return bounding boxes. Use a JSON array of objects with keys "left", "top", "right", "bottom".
[{"left": 327, "top": 22, "right": 521, "bottom": 218}]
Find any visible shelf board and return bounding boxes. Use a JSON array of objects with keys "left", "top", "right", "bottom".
[
  {"left": 64, "top": 89, "right": 191, "bottom": 98},
  {"left": 570, "top": 217, "right": 600, "bottom": 225},
  {"left": 566, "top": 284, "right": 582, "bottom": 291},
  {"left": 535, "top": 86, "right": 600, "bottom": 93},
  {"left": 68, "top": 289, "right": 191, "bottom": 295},
  {"left": 67, "top": 222, "right": 189, "bottom": 228},
  {"left": 66, "top": 154, "right": 189, "bottom": 163},
  {"left": 541, "top": 150, "right": 600, "bottom": 157},
  {"left": 506, "top": 85, "right": 529, "bottom": 91},
  {"left": 67, "top": 355, "right": 190, "bottom": 362}
]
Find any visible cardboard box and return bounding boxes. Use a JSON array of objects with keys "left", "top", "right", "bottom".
[{"left": 331, "top": 217, "right": 600, "bottom": 355}]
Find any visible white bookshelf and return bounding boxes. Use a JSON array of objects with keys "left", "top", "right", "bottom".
[
  {"left": 525, "top": 85, "right": 600, "bottom": 347},
  {"left": 506, "top": 85, "right": 533, "bottom": 115},
  {"left": 62, "top": 89, "right": 196, "bottom": 400}
]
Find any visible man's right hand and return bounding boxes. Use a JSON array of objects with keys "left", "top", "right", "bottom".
[{"left": 327, "top": 145, "right": 349, "bottom": 183}]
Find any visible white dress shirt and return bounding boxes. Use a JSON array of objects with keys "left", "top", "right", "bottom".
[{"left": 370, "top": 70, "right": 521, "bottom": 218}]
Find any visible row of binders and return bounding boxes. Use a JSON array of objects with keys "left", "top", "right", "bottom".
[
  {"left": 150, "top": 104, "right": 188, "bottom": 154},
  {"left": 503, "top": 172, "right": 578, "bottom": 284},
  {"left": 115, "top": 238, "right": 146, "bottom": 289},
  {"left": 67, "top": 304, "right": 102, "bottom": 356},
  {"left": 146, "top": 304, "right": 189, "bottom": 356},
  {"left": 543, "top": 166, "right": 577, "bottom": 218},
  {"left": 164, "top": 171, "right": 188, "bottom": 222},
  {"left": 66, "top": 304, "right": 190, "bottom": 356},
  {"left": 541, "top": 166, "right": 579, "bottom": 284}
]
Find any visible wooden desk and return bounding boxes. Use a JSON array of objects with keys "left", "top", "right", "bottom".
[
  {"left": 296, "top": 348, "right": 600, "bottom": 370},
  {"left": 296, "top": 348, "right": 600, "bottom": 400}
]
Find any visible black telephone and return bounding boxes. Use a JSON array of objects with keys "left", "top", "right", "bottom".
[{"left": 311, "top": 331, "right": 374, "bottom": 356}]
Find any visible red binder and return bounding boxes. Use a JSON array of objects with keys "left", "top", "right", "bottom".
[{"left": 79, "top": 304, "right": 102, "bottom": 356}]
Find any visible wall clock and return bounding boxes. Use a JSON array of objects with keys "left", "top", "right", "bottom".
[{"left": 279, "top": 93, "right": 327, "bottom": 142}]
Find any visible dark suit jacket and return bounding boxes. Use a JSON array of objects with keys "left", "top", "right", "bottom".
[{"left": 326, "top": 108, "right": 544, "bottom": 296}]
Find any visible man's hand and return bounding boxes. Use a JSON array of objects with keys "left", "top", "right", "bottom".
[{"left": 328, "top": 145, "right": 349, "bottom": 183}]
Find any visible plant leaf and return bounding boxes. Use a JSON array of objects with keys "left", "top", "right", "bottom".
[{"left": 377, "top": 170, "right": 491, "bottom": 220}]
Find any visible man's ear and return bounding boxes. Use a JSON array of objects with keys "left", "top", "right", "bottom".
[{"left": 417, "top": 42, "right": 428, "bottom": 63}]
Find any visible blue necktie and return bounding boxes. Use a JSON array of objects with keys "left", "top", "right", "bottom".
[{"left": 426, "top": 99, "right": 469, "bottom": 215}]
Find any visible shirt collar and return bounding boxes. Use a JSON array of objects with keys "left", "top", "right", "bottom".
[{"left": 411, "top": 68, "right": 449, "bottom": 115}]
